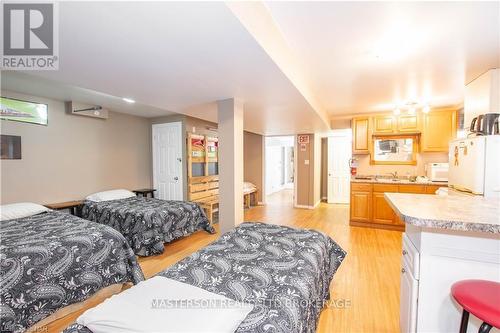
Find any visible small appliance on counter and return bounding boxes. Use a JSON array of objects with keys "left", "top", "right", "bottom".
[
  {"left": 448, "top": 136, "right": 500, "bottom": 198},
  {"left": 425, "top": 163, "right": 449, "bottom": 182}
]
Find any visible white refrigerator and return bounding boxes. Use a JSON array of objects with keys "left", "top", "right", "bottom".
[{"left": 448, "top": 135, "right": 500, "bottom": 198}]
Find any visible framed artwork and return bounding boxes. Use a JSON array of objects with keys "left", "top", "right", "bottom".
[{"left": 0, "top": 96, "right": 48, "bottom": 125}]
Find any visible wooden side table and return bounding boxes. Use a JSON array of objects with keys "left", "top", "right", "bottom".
[
  {"left": 44, "top": 200, "right": 84, "bottom": 216},
  {"left": 133, "top": 188, "right": 157, "bottom": 198}
]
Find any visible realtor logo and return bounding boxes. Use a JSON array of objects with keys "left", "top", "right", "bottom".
[{"left": 2, "top": 2, "right": 58, "bottom": 70}]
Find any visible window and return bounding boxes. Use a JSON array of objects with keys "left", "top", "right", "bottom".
[{"left": 372, "top": 135, "right": 418, "bottom": 165}]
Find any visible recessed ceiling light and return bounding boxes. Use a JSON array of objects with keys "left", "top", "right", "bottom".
[{"left": 122, "top": 98, "right": 135, "bottom": 103}]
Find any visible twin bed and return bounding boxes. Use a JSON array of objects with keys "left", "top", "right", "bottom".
[
  {"left": 1, "top": 193, "right": 346, "bottom": 333},
  {"left": 81, "top": 190, "right": 215, "bottom": 256}
]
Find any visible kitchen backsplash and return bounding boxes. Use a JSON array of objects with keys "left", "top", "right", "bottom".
[{"left": 355, "top": 152, "right": 449, "bottom": 177}]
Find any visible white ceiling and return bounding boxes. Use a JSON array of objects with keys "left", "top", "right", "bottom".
[
  {"left": 10, "top": 1, "right": 329, "bottom": 135},
  {"left": 1, "top": 71, "right": 176, "bottom": 118},
  {"left": 2, "top": 2, "right": 498, "bottom": 133},
  {"left": 266, "top": 1, "right": 500, "bottom": 116}
]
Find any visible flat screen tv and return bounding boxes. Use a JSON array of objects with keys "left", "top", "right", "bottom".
[
  {"left": 0, "top": 135, "right": 21, "bottom": 159},
  {"left": 0, "top": 96, "right": 48, "bottom": 125}
]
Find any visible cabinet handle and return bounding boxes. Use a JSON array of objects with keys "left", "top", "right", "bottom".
[
  {"left": 401, "top": 268, "right": 406, "bottom": 274},
  {"left": 402, "top": 250, "right": 408, "bottom": 255}
]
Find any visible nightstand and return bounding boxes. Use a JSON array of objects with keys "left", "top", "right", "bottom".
[
  {"left": 44, "top": 200, "right": 84, "bottom": 216},
  {"left": 133, "top": 188, "right": 157, "bottom": 198}
]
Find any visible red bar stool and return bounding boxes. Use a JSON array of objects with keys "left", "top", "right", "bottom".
[{"left": 451, "top": 280, "right": 500, "bottom": 333}]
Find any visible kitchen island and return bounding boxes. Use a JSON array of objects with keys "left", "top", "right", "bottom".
[{"left": 385, "top": 192, "right": 500, "bottom": 333}]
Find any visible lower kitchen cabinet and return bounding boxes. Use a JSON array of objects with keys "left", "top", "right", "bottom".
[
  {"left": 372, "top": 192, "right": 397, "bottom": 225},
  {"left": 350, "top": 182, "right": 446, "bottom": 231}
]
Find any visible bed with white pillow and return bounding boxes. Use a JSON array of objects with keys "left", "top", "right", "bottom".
[
  {"left": 82, "top": 189, "right": 215, "bottom": 256},
  {"left": 64, "top": 222, "right": 347, "bottom": 333},
  {"left": 0, "top": 203, "right": 144, "bottom": 333}
]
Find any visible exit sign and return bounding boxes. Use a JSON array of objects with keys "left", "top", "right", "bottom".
[{"left": 297, "top": 135, "right": 309, "bottom": 144}]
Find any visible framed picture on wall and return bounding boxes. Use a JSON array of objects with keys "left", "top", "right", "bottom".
[
  {"left": 0, "top": 135, "right": 21, "bottom": 159},
  {"left": 0, "top": 96, "right": 48, "bottom": 125}
]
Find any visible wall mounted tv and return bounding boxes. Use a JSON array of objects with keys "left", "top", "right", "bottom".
[
  {"left": 0, "top": 97, "right": 48, "bottom": 125},
  {"left": 0, "top": 135, "right": 21, "bottom": 160}
]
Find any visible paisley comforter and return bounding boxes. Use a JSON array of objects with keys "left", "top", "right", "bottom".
[
  {"left": 0, "top": 210, "right": 144, "bottom": 333},
  {"left": 82, "top": 197, "right": 215, "bottom": 256},
  {"left": 64, "top": 222, "right": 346, "bottom": 333}
]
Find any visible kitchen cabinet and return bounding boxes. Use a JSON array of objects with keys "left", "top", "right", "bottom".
[
  {"left": 350, "top": 183, "right": 372, "bottom": 222},
  {"left": 399, "top": 226, "right": 499, "bottom": 333},
  {"left": 398, "top": 115, "right": 419, "bottom": 133},
  {"left": 352, "top": 117, "right": 370, "bottom": 154},
  {"left": 398, "top": 185, "right": 426, "bottom": 194},
  {"left": 421, "top": 109, "right": 457, "bottom": 152},
  {"left": 372, "top": 184, "right": 399, "bottom": 225},
  {"left": 373, "top": 115, "right": 396, "bottom": 134},
  {"left": 372, "top": 192, "right": 397, "bottom": 225},
  {"left": 350, "top": 182, "right": 447, "bottom": 231}
]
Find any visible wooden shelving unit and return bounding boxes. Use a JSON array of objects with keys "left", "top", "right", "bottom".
[
  {"left": 187, "top": 133, "right": 218, "bottom": 178},
  {"left": 187, "top": 133, "right": 220, "bottom": 223}
]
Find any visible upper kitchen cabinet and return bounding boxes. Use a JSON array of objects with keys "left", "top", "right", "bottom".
[
  {"left": 373, "top": 115, "right": 396, "bottom": 134},
  {"left": 421, "top": 109, "right": 457, "bottom": 152},
  {"left": 352, "top": 117, "right": 370, "bottom": 154},
  {"left": 397, "top": 114, "right": 420, "bottom": 133}
]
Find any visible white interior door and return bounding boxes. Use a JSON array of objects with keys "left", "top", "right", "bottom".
[
  {"left": 327, "top": 135, "right": 352, "bottom": 203},
  {"left": 152, "top": 122, "right": 183, "bottom": 200}
]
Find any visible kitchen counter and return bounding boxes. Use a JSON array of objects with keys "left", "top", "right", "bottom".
[
  {"left": 385, "top": 192, "right": 500, "bottom": 234},
  {"left": 351, "top": 177, "right": 448, "bottom": 185}
]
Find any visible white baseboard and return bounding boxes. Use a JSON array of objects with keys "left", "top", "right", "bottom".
[
  {"left": 257, "top": 201, "right": 265, "bottom": 205},
  {"left": 294, "top": 204, "right": 316, "bottom": 210},
  {"left": 313, "top": 200, "right": 321, "bottom": 208},
  {"left": 321, "top": 196, "right": 327, "bottom": 200}
]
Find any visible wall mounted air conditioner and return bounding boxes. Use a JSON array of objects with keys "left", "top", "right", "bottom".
[{"left": 66, "top": 101, "right": 109, "bottom": 119}]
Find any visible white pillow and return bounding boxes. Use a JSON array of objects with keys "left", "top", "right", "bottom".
[
  {"left": 86, "top": 189, "right": 136, "bottom": 202},
  {"left": 0, "top": 202, "right": 50, "bottom": 221}
]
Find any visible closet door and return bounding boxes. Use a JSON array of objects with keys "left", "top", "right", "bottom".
[{"left": 152, "top": 122, "right": 183, "bottom": 200}]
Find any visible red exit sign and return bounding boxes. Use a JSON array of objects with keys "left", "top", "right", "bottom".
[{"left": 297, "top": 135, "right": 309, "bottom": 144}]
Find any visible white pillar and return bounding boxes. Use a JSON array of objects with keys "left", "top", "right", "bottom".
[{"left": 217, "top": 98, "right": 244, "bottom": 234}]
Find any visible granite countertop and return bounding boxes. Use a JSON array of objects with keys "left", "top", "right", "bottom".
[
  {"left": 351, "top": 177, "right": 448, "bottom": 186},
  {"left": 385, "top": 192, "right": 500, "bottom": 234}
]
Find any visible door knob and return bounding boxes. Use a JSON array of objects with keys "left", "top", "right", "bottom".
[
  {"left": 177, "top": 158, "right": 182, "bottom": 162},
  {"left": 174, "top": 176, "right": 179, "bottom": 181}
]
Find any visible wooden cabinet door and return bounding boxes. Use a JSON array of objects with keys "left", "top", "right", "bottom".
[
  {"left": 352, "top": 117, "right": 370, "bottom": 154},
  {"left": 374, "top": 115, "right": 395, "bottom": 133},
  {"left": 422, "top": 110, "right": 457, "bottom": 152},
  {"left": 425, "top": 185, "right": 446, "bottom": 194},
  {"left": 399, "top": 185, "right": 426, "bottom": 194},
  {"left": 372, "top": 192, "right": 396, "bottom": 225},
  {"left": 398, "top": 115, "right": 419, "bottom": 133},
  {"left": 350, "top": 190, "right": 372, "bottom": 222}
]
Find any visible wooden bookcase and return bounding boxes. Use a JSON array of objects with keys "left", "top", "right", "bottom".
[{"left": 187, "top": 133, "right": 218, "bottom": 178}]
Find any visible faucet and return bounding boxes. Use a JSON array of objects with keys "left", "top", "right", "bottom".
[{"left": 388, "top": 171, "right": 398, "bottom": 180}]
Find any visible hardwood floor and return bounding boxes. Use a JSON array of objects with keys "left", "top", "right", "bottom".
[{"left": 48, "top": 190, "right": 402, "bottom": 332}]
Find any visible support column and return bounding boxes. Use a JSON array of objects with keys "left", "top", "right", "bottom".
[{"left": 217, "top": 98, "right": 244, "bottom": 234}]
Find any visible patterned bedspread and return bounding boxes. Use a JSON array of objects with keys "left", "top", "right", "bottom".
[
  {"left": 64, "top": 222, "right": 346, "bottom": 333},
  {"left": 82, "top": 197, "right": 215, "bottom": 256},
  {"left": 0, "top": 210, "right": 144, "bottom": 333}
]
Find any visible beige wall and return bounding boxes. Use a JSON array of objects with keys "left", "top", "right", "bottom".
[
  {"left": 243, "top": 131, "right": 263, "bottom": 202},
  {"left": 1, "top": 91, "right": 152, "bottom": 204}
]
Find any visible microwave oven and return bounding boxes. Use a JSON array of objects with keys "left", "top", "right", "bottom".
[{"left": 425, "top": 163, "right": 449, "bottom": 182}]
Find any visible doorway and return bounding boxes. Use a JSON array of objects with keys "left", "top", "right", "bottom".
[
  {"left": 152, "top": 122, "right": 183, "bottom": 200},
  {"left": 327, "top": 130, "right": 352, "bottom": 204},
  {"left": 265, "top": 136, "right": 295, "bottom": 204}
]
